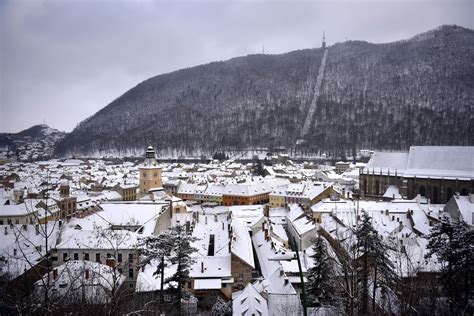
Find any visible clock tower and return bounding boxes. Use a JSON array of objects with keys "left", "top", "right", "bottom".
[{"left": 139, "top": 145, "right": 162, "bottom": 194}]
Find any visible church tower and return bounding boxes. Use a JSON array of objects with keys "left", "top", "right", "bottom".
[{"left": 139, "top": 145, "right": 162, "bottom": 194}]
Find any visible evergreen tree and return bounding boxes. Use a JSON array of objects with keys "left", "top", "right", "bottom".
[
  {"left": 138, "top": 225, "right": 198, "bottom": 306},
  {"left": 354, "top": 211, "right": 397, "bottom": 314},
  {"left": 306, "top": 234, "right": 338, "bottom": 308},
  {"left": 252, "top": 159, "right": 266, "bottom": 177},
  {"left": 166, "top": 225, "right": 199, "bottom": 304},
  {"left": 425, "top": 217, "right": 474, "bottom": 315}
]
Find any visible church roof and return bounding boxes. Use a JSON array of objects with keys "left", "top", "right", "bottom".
[{"left": 364, "top": 146, "right": 474, "bottom": 180}]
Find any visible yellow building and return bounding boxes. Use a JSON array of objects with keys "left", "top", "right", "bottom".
[
  {"left": 139, "top": 145, "right": 162, "bottom": 194},
  {"left": 269, "top": 194, "right": 285, "bottom": 208}
]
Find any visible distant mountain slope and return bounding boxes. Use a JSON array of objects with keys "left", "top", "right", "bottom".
[
  {"left": 1, "top": 124, "right": 66, "bottom": 160},
  {"left": 55, "top": 25, "right": 474, "bottom": 157}
]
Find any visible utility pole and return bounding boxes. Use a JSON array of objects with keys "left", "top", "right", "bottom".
[
  {"left": 269, "top": 238, "right": 308, "bottom": 316},
  {"left": 293, "top": 236, "right": 308, "bottom": 316}
]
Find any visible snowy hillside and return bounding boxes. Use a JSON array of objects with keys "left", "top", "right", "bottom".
[{"left": 55, "top": 25, "right": 474, "bottom": 158}]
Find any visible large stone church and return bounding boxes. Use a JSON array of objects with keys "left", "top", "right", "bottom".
[{"left": 360, "top": 146, "right": 474, "bottom": 204}]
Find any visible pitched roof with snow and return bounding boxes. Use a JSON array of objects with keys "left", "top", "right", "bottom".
[
  {"left": 363, "top": 146, "right": 474, "bottom": 179},
  {"left": 231, "top": 219, "right": 255, "bottom": 268},
  {"left": 233, "top": 283, "right": 269, "bottom": 316}
]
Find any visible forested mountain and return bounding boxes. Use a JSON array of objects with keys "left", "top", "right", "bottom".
[{"left": 55, "top": 25, "right": 474, "bottom": 157}]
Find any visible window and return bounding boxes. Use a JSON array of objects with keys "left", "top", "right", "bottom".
[
  {"left": 239, "top": 272, "right": 244, "bottom": 280},
  {"left": 74, "top": 253, "right": 79, "bottom": 260},
  {"left": 84, "top": 253, "right": 89, "bottom": 261},
  {"left": 15, "top": 219, "right": 19, "bottom": 224},
  {"left": 128, "top": 253, "right": 134, "bottom": 263},
  {"left": 63, "top": 253, "right": 68, "bottom": 261},
  {"left": 96, "top": 253, "right": 101, "bottom": 262},
  {"left": 128, "top": 268, "right": 134, "bottom": 278},
  {"left": 118, "top": 253, "right": 122, "bottom": 262}
]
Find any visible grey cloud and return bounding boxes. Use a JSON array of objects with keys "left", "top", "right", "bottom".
[{"left": 1, "top": 0, "right": 472, "bottom": 132}]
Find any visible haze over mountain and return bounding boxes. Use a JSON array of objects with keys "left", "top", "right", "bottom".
[{"left": 55, "top": 25, "right": 474, "bottom": 158}]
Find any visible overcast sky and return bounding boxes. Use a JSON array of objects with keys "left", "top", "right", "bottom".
[{"left": 1, "top": 0, "right": 472, "bottom": 133}]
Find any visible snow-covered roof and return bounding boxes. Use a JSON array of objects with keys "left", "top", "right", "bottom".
[
  {"left": 404, "top": 146, "right": 474, "bottom": 179},
  {"left": 230, "top": 205, "right": 264, "bottom": 229},
  {"left": 364, "top": 146, "right": 474, "bottom": 180},
  {"left": 194, "top": 278, "right": 222, "bottom": 290},
  {"left": 448, "top": 194, "right": 474, "bottom": 225},
  {"left": 233, "top": 283, "right": 269, "bottom": 316},
  {"left": 136, "top": 260, "right": 177, "bottom": 292},
  {"left": 231, "top": 219, "right": 255, "bottom": 268},
  {"left": 287, "top": 204, "right": 304, "bottom": 222},
  {"left": 364, "top": 152, "right": 408, "bottom": 174},
  {"left": 36, "top": 260, "right": 124, "bottom": 303},
  {"left": 190, "top": 255, "right": 231, "bottom": 278},
  {"left": 291, "top": 216, "right": 316, "bottom": 236},
  {"left": 383, "top": 185, "right": 402, "bottom": 199},
  {"left": 0, "top": 203, "right": 31, "bottom": 217},
  {"left": 1, "top": 223, "right": 60, "bottom": 278}
]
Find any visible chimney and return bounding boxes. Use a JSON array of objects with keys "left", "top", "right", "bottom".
[
  {"left": 201, "top": 261, "right": 204, "bottom": 273},
  {"left": 222, "top": 222, "right": 224, "bottom": 230},
  {"left": 53, "top": 268, "right": 58, "bottom": 280},
  {"left": 85, "top": 269, "right": 90, "bottom": 280}
]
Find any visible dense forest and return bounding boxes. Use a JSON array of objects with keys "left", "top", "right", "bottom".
[{"left": 55, "top": 25, "right": 474, "bottom": 158}]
